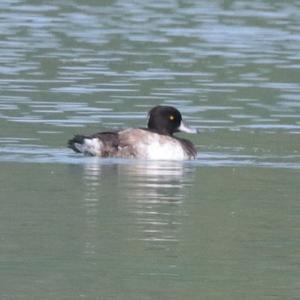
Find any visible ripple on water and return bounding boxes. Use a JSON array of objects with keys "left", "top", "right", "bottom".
[
  {"left": 0, "top": 0, "right": 300, "bottom": 169},
  {"left": 0, "top": 140, "right": 299, "bottom": 170}
]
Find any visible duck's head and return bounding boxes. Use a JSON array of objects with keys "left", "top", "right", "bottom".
[{"left": 147, "top": 106, "right": 198, "bottom": 136}]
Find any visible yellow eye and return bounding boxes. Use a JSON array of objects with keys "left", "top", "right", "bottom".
[{"left": 169, "top": 115, "right": 175, "bottom": 121}]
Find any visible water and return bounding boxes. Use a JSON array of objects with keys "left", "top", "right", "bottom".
[{"left": 0, "top": 0, "right": 300, "bottom": 299}]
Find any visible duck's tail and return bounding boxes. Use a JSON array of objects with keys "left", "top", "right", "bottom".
[
  {"left": 68, "top": 132, "right": 119, "bottom": 157},
  {"left": 68, "top": 135, "right": 100, "bottom": 156},
  {"left": 68, "top": 135, "right": 85, "bottom": 153}
]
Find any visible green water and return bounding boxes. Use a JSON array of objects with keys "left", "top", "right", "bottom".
[
  {"left": 1, "top": 163, "right": 299, "bottom": 299},
  {"left": 1, "top": 0, "right": 300, "bottom": 299}
]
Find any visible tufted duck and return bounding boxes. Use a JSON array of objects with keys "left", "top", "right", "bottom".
[{"left": 68, "top": 106, "right": 198, "bottom": 160}]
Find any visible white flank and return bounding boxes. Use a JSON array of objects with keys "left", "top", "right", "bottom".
[{"left": 145, "top": 134, "right": 188, "bottom": 161}]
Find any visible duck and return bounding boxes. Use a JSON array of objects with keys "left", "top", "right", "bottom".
[{"left": 68, "top": 105, "right": 198, "bottom": 160}]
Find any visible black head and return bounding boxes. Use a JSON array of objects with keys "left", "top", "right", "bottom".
[{"left": 147, "top": 106, "right": 197, "bottom": 136}]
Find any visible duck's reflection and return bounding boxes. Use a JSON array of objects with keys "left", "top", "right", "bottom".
[
  {"left": 81, "top": 159, "right": 195, "bottom": 277},
  {"left": 82, "top": 158, "right": 102, "bottom": 257},
  {"left": 119, "top": 162, "right": 190, "bottom": 246}
]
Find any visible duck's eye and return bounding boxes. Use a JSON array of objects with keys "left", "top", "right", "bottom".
[{"left": 169, "top": 115, "right": 175, "bottom": 121}]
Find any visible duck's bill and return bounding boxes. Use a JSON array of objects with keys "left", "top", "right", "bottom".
[{"left": 178, "top": 121, "right": 198, "bottom": 134}]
